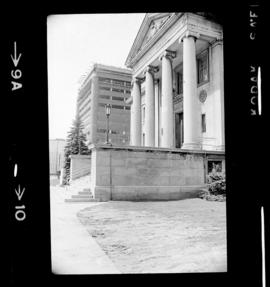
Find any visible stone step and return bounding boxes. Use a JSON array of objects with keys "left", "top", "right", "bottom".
[
  {"left": 82, "top": 188, "right": 91, "bottom": 192},
  {"left": 78, "top": 191, "right": 92, "bottom": 195},
  {"left": 71, "top": 194, "right": 93, "bottom": 199},
  {"left": 65, "top": 198, "right": 98, "bottom": 203}
]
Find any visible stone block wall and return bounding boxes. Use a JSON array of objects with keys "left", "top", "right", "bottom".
[
  {"left": 90, "top": 144, "right": 225, "bottom": 201},
  {"left": 70, "top": 155, "right": 91, "bottom": 181}
]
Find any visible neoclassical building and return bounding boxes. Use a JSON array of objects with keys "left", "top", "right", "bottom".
[
  {"left": 70, "top": 13, "right": 226, "bottom": 203},
  {"left": 125, "top": 12, "right": 224, "bottom": 151}
]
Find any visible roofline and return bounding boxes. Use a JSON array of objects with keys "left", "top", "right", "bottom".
[
  {"left": 125, "top": 12, "right": 222, "bottom": 69},
  {"left": 124, "top": 13, "right": 148, "bottom": 67},
  {"left": 94, "top": 63, "right": 132, "bottom": 74},
  {"left": 124, "top": 13, "right": 178, "bottom": 68},
  {"left": 79, "top": 63, "right": 132, "bottom": 92}
]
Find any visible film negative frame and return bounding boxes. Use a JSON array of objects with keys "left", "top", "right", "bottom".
[{"left": 6, "top": 3, "right": 267, "bottom": 286}]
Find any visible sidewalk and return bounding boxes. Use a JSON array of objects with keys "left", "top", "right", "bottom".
[{"left": 50, "top": 176, "right": 120, "bottom": 274}]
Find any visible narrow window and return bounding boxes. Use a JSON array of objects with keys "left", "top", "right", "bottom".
[
  {"left": 202, "top": 114, "right": 206, "bottom": 133},
  {"left": 177, "top": 72, "right": 183, "bottom": 94},
  {"left": 197, "top": 50, "right": 209, "bottom": 85}
]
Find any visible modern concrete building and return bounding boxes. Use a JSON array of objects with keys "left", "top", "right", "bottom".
[
  {"left": 126, "top": 12, "right": 224, "bottom": 152},
  {"left": 77, "top": 64, "right": 132, "bottom": 146}
]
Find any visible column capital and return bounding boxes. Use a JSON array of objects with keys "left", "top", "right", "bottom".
[
  {"left": 159, "top": 50, "right": 177, "bottom": 62},
  {"left": 179, "top": 31, "right": 200, "bottom": 43},
  {"left": 154, "top": 78, "right": 160, "bottom": 85},
  {"left": 143, "top": 65, "right": 159, "bottom": 76},
  {"left": 131, "top": 77, "right": 143, "bottom": 87},
  {"left": 211, "top": 38, "right": 223, "bottom": 48}
]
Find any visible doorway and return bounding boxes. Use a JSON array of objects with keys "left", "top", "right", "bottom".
[{"left": 175, "top": 112, "right": 183, "bottom": 148}]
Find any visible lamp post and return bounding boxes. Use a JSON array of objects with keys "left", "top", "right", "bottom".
[{"left": 105, "top": 104, "right": 111, "bottom": 145}]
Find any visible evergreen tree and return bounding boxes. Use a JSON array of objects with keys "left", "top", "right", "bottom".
[{"left": 62, "top": 115, "right": 90, "bottom": 185}]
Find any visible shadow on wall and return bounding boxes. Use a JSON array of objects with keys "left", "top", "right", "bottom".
[{"left": 70, "top": 155, "right": 92, "bottom": 182}]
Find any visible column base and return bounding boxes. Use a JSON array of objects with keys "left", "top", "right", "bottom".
[
  {"left": 200, "top": 144, "right": 225, "bottom": 152},
  {"left": 214, "top": 145, "right": 225, "bottom": 152},
  {"left": 160, "top": 143, "right": 174, "bottom": 149},
  {"left": 181, "top": 142, "right": 201, "bottom": 150}
]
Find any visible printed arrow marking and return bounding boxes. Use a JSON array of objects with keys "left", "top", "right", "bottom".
[
  {"left": 15, "top": 185, "right": 25, "bottom": 201},
  {"left": 14, "top": 163, "right": 18, "bottom": 177},
  {"left": 10, "top": 42, "right": 22, "bottom": 67}
]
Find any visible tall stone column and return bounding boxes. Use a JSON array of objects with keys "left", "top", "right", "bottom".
[
  {"left": 144, "top": 66, "right": 158, "bottom": 147},
  {"left": 212, "top": 40, "right": 225, "bottom": 151},
  {"left": 181, "top": 33, "right": 201, "bottom": 150},
  {"left": 129, "top": 94, "right": 134, "bottom": 145},
  {"left": 130, "top": 78, "right": 141, "bottom": 146},
  {"left": 154, "top": 79, "right": 159, "bottom": 147},
  {"left": 159, "top": 50, "right": 176, "bottom": 148}
]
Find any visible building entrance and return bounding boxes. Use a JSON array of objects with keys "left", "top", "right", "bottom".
[{"left": 175, "top": 112, "right": 183, "bottom": 148}]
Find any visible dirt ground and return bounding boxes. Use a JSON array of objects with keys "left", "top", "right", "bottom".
[{"left": 77, "top": 198, "right": 227, "bottom": 273}]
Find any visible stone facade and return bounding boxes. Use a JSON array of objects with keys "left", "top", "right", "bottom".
[
  {"left": 90, "top": 144, "right": 225, "bottom": 201},
  {"left": 69, "top": 155, "right": 91, "bottom": 181},
  {"left": 125, "top": 13, "right": 225, "bottom": 152}
]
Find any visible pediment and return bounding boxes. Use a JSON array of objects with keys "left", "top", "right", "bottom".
[
  {"left": 125, "top": 13, "right": 176, "bottom": 67},
  {"left": 141, "top": 14, "right": 172, "bottom": 48}
]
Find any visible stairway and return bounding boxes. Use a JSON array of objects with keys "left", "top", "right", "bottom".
[{"left": 65, "top": 188, "right": 98, "bottom": 203}]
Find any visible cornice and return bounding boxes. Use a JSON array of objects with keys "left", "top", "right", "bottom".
[
  {"left": 132, "top": 20, "right": 188, "bottom": 77},
  {"left": 143, "top": 65, "right": 159, "bottom": 75},
  {"left": 186, "top": 13, "right": 223, "bottom": 42},
  {"left": 130, "top": 13, "right": 223, "bottom": 77}
]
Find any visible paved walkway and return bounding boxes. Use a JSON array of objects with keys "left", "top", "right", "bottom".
[{"left": 50, "top": 177, "right": 120, "bottom": 274}]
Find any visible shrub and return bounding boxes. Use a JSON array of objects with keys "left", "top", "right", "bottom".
[{"left": 207, "top": 171, "right": 226, "bottom": 195}]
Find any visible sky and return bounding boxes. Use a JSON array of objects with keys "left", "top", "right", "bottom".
[{"left": 47, "top": 13, "right": 145, "bottom": 140}]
